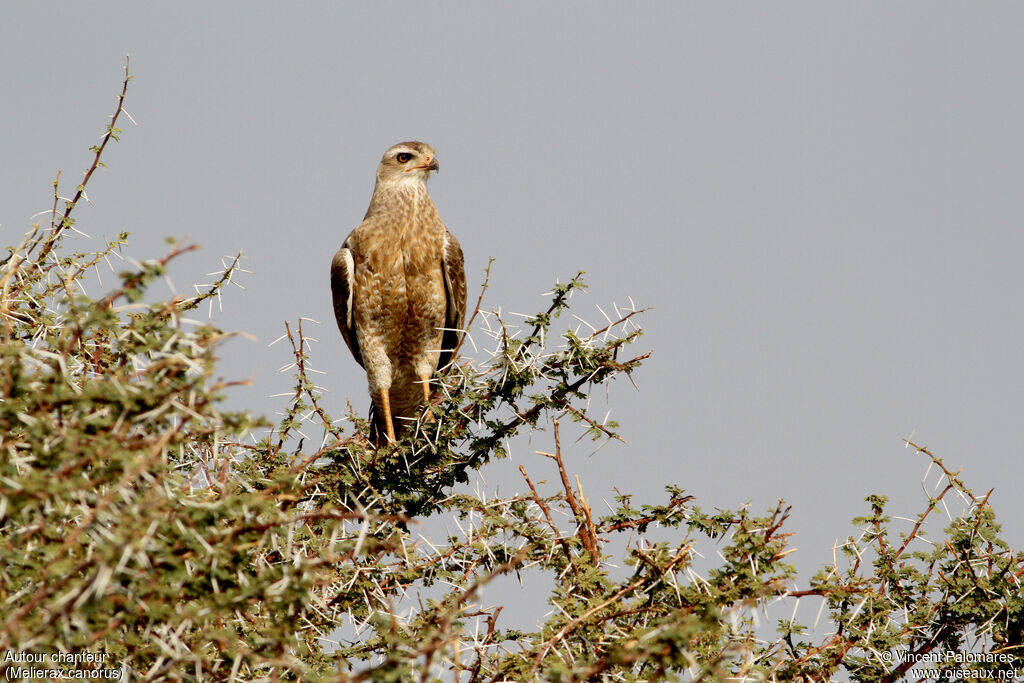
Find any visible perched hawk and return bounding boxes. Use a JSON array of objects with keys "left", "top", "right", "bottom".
[{"left": 331, "top": 141, "right": 467, "bottom": 444}]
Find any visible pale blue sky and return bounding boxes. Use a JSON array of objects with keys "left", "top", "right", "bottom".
[{"left": 4, "top": 3, "right": 1023, "bottom": 625}]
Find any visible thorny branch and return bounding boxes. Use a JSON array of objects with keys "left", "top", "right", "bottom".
[{"left": 33, "top": 57, "right": 133, "bottom": 266}]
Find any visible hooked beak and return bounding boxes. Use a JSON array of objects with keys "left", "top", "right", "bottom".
[{"left": 408, "top": 156, "right": 439, "bottom": 173}]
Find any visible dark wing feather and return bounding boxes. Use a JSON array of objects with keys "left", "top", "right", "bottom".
[
  {"left": 330, "top": 244, "right": 363, "bottom": 367},
  {"left": 437, "top": 229, "right": 467, "bottom": 372}
]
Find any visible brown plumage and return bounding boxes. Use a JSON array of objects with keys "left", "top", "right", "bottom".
[{"left": 331, "top": 141, "right": 467, "bottom": 443}]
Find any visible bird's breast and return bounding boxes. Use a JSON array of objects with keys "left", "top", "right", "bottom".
[{"left": 352, "top": 208, "right": 448, "bottom": 360}]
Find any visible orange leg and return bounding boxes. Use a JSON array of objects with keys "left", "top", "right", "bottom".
[
  {"left": 420, "top": 375, "right": 435, "bottom": 423},
  {"left": 380, "top": 388, "right": 397, "bottom": 443}
]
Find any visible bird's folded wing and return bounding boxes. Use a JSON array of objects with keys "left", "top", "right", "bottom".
[
  {"left": 330, "top": 245, "right": 363, "bottom": 367},
  {"left": 439, "top": 229, "right": 467, "bottom": 371}
]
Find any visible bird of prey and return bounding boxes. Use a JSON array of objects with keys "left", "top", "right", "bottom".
[{"left": 331, "top": 141, "right": 467, "bottom": 444}]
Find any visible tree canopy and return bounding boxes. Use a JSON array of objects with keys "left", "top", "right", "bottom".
[{"left": 2, "top": 64, "right": 1021, "bottom": 683}]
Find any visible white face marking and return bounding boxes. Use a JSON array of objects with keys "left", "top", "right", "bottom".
[
  {"left": 391, "top": 170, "right": 430, "bottom": 188},
  {"left": 381, "top": 148, "right": 433, "bottom": 187}
]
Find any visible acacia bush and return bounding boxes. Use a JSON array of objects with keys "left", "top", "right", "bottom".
[{"left": 2, "top": 65, "right": 1022, "bottom": 682}]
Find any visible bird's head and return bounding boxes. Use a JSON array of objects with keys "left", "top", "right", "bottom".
[{"left": 376, "top": 141, "right": 439, "bottom": 188}]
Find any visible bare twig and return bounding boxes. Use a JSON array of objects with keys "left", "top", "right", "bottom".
[
  {"left": 519, "top": 464, "right": 578, "bottom": 580},
  {"left": 538, "top": 420, "right": 599, "bottom": 563}
]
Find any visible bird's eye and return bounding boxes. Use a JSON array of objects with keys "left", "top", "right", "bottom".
[{"left": 396, "top": 152, "right": 413, "bottom": 163}]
